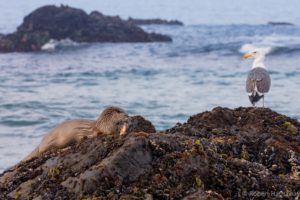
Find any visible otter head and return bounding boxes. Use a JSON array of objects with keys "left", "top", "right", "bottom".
[{"left": 95, "top": 106, "right": 130, "bottom": 136}]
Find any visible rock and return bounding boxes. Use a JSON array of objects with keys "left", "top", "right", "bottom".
[
  {"left": 127, "top": 17, "right": 184, "bottom": 26},
  {"left": 128, "top": 115, "right": 156, "bottom": 133},
  {"left": 282, "top": 121, "right": 298, "bottom": 135},
  {"left": 182, "top": 189, "right": 224, "bottom": 200},
  {"left": 61, "top": 136, "right": 153, "bottom": 194},
  {"left": 268, "top": 21, "right": 294, "bottom": 26},
  {"left": 0, "top": 5, "right": 172, "bottom": 52},
  {"left": 1, "top": 107, "right": 300, "bottom": 199}
]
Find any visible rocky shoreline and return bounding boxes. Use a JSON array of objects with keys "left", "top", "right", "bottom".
[
  {"left": 0, "top": 5, "right": 173, "bottom": 53},
  {"left": 1, "top": 107, "right": 300, "bottom": 199}
]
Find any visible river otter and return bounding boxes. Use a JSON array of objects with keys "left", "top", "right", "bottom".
[{"left": 23, "top": 106, "right": 129, "bottom": 161}]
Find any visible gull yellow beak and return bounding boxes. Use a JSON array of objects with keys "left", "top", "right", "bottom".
[{"left": 243, "top": 53, "right": 253, "bottom": 59}]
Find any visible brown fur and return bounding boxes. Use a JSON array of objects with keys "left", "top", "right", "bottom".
[
  {"left": 23, "top": 106, "right": 129, "bottom": 161},
  {"left": 95, "top": 107, "right": 129, "bottom": 135}
]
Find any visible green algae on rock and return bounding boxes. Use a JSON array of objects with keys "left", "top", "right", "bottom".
[
  {"left": 0, "top": 107, "right": 300, "bottom": 199},
  {"left": 282, "top": 121, "right": 298, "bottom": 135}
]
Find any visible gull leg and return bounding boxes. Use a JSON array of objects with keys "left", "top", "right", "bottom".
[{"left": 263, "top": 96, "right": 265, "bottom": 108}]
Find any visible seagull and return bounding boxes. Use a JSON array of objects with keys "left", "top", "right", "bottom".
[{"left": 243, "top": 50, "right": 271, "bottom": 107}]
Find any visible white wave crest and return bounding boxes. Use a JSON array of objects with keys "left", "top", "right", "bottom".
[
  {"left": 41, "top": 38, "right": 78, "bottom": 51},
  {"left": 239, "top": 34, "right": 300, "bottom": 55},
  {"left": 239, "top": 44, "right": 272, "bottom": 54}
]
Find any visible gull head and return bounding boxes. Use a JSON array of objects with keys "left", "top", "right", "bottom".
[{"left": 243, "top": 49, "right": 266, "bottom": 68}]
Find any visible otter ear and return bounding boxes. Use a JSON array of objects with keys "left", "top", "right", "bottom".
[{"left": 119, "top": 123, "right": 128, "bottom": 136}]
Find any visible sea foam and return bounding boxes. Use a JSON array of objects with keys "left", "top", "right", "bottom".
[{"left": 41, "top": 38, "right": 79, "bottom": 51}]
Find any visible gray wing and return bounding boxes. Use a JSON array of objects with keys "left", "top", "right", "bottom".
[{"left": 246, "top": 67, "right": 271, "bottom": 93}]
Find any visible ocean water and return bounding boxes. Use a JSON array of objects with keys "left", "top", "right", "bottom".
[{"left": 1, "top": 1, "right": 300, "bottom": 171}]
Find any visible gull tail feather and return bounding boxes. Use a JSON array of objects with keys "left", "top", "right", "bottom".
[{"left": 249, "top": 92, "right": 264, "bottom": 106}]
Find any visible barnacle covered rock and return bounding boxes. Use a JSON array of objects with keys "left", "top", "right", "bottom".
[{"left": 1, "top": 107, "right": 299, "bottom": 199}]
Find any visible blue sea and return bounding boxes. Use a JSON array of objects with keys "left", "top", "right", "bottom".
[{"left": 1, "top": 0, "right": 300, "bottom": 171}]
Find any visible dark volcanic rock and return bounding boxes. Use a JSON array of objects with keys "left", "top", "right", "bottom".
[
  {"left": 1, "top": 107, "right": 300, "bottom": 199},
  {"left": 127, "top": 17, "right": 184, "bottom": 26},
  {"left": 0, "top": 5, "right": 172, "bottom": 52}
]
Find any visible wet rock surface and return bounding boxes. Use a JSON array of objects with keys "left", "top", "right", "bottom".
[
  {"left": 0, "top": 5, "right": 172, "bottom": 52},
  {"left": 1, "top": 107, "right": 300, "bottom": 199}
]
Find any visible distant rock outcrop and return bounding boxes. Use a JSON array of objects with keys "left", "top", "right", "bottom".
[
  {"left": 127, "top": 17, "right": 184, "bottom": 26},
  {"left": 1, "top": 107, "right": 300, "bottom": 199},
  {"left": 268, "top": 21, "right": 294, "bottom": 26},
  {"left": 0, "top": 5, "right": 172, "bottom": 52}
]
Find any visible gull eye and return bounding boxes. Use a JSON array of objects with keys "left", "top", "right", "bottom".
[{"left": 253, "top": 51, "right": 257, "bottom": 54}]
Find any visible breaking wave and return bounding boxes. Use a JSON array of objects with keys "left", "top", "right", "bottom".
[
  {"left": 41, "top": 38, "right": 79, "bottom": 51},
  {"left": 239, "top": 35, "right": 300, "bottom": 55},
  {"left": 144, "top": 24, "right": 300, "bottom": 57}
]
